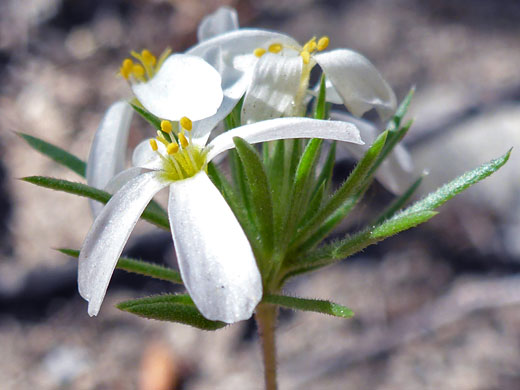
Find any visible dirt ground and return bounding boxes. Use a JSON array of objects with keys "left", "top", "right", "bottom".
[{"left": 1, "top": 0, "right": 520, "bottom": 389}]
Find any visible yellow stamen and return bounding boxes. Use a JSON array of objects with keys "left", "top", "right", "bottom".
[
  {"left": 125, "top": 48, "right": 169, "bottom": 81},
  {"left": 149, "top": 139, "right": 158, "bottom": 151},
  {"left": 180, "top": 116, "right": 192, "bottom": 131},
  {"left": 120, "top": 58, "right": 134, "bottom": 79},
  {"left": 268, "top": 43, "right": 283, "bottom": 54},
  {"left": 254, "top": 48, "right": 267, "bottom": 57},
  {"left": 167, "top": 142, "right": 179, "bottom": 155},
  {"left": 141, "top": 49, "right": 156, "bottom": 66},
  {"left": 303, "top": 37, "right": 317, "bottom": 52},
  {"left": 161, "top": 120, "right": 173, "bottom": 133},
  {"left": 317, "top": 36, "right": 329, "bottom": 51},
  {"left": 132, "top": 64, "right": 145, "bottom": 80},
  {"left": 300, "top": 50, "right": 311, "bottom": 65},
  {"left": 178, "top": 133, "right": 189, "bottom": 148}
]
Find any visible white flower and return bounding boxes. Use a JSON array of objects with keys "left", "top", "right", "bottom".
[
  {"left": 87, "top": 50, "right": 225, "bottom": 215},
  {"left": 79, "top": 116, "right": 363, "bottom": 323},
  {"left": 184, "top": 7, "right": 396, "bottom": 125},
  {"left": 85, "top": 15, "right": 250, "bottom": 205},
  {"left": 184, "top": 8, "right": 409, "bottom": 192}
]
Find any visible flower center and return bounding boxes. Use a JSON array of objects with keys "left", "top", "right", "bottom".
[
  {"left": 253, "top": 35, "right": 329, "bottom": 65},
  {"left": 119, "top": 48, "right": 172, "bottom": 82},
  {"left": 149, "top": 116, "right": 208, "bottom": 182}
]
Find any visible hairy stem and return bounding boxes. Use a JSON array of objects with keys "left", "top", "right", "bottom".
[{"left": 255, "top": 303, "right": 278, "bottom": 390}]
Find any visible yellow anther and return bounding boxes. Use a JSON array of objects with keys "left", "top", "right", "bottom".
[
  {"left": 132, "top": 64, "right": 145, "bottom": 79},
  {"left": 268, "top": 43, "right": 283, "bottom": 54},
  {"left": 141, "top": 49, "right": 156, "bottom": 66},
  {"left": 254, "top": 48, "right": 267, "bottom": 57},
  {"left": 303, "top": 37, "right": 316, "bottom": 52},
  {"left": 149, "top": 139, "right": 158, "bottom": 151},
  {"left": 120, "top": 58, "right": 134, "bottom": 79},
  {"left": 167, "top": 142, "right": 179, "bottom": 155},
  {"left": 317, "top": 36, "right": 329, "bottom": 51},
  {"left": 178, "top": 132, "right": 189, "bottom": 148},
  {"left": 161, "top": 120, "right": 173, "bottom": 133},
  {"left": 300, "top": 50, "right": 311, "bottom": 65},
  {"left": 180, "top": 116, "right": 192, "bottom": 131}
]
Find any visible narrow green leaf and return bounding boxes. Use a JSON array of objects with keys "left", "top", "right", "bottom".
[
  {"left": 59, "top": 248, "right": 183, "bottom": 284},
  {"left": 263, "top": 293, "right": 354, "bottom": 318},
  {"left": 117, "top": 294, "right": 226, "bottom": 330},
  {"left": 224, "top": 108, "right": 238, "bottom": 130},
  {"left": 314, "top": 73, "right": 327, "bottom": 120},
  {"left": 284, "top": 138, "right": 323, "bottom": 244},
  {"left": 130, "top": 102, "right": 173, "bottom": 142},
  {"left": 297, "top": 193, "right": 361, "bottom": 253},
  {"left": 288, "top": 138, "right": 302, "bottom": 183},
  {"left": 130, "top": 102, "right": 162, "bottom": 130},
  {"left": 388, "top": 86, "right": 415, "bottom": 131},
  {"left": 289, "top": 210, "right": 437, "bottom": 272},
  {"left": 372, "top": 210, "right": 438, "bottom": 238},
  {"left": 269, "top": 140, "right": 288, "bottom": 251},
  {"left": 291, "top": 131, "right": 388, "bottom": 252},
  {"left": 224, "top": 96, "right": 243, "bottom": 131},
  {"left": 402, "top": 149, "right": 511, "bottom": 216},
  {"left": 21, "top": 176, "right": 170, "bottom": 230},
  {"left": 375, "top": 174, "right": 424, "bottom": 224},
  {"left": 228, "top": 149, "right": 254, "bottom": 224},
  {"left": 313, "top": 141, "right": 336, "bottom": 196},
  {"left": 233, "top": 137, "right": 274, "bottom": 258},
  {"left": 287, "top": 150, "right": 511, "bottom": 274},
  {"left": 300, "top": 180, "right": 326, "bottom": 227},
  {"left": 268, "top": 140, "right": 285, "bottom": 194},
  {"left": 18, "top": 132, "right": 86, "bottom": 177},
  {"left": 294, "top": 139, "right": 323, "bottom": 193},
  {"left": 145, "top": 199, "right": 169, "bottom": 218}
]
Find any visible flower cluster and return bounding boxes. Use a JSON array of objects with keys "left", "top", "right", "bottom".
[{"left": 81, "top": 7, "right": 412, "bottom": 323}]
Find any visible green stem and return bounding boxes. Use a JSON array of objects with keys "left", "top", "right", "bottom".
[{"left": 255, "top": 303, "right": 278, "bottom": 390}]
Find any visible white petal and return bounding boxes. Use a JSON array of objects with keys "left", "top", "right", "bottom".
[
  {"left": 190, "top": 46, "right": 249, "bottom": 146},
  {"left": 104, "top": 167, "right": 145, "bottom": 194},
  {"left": 187, "top": 28, "right": 299, "bottom": 60},
  {"left": 207, "top": 117, "right": 363, "bottom": 162},
  {"left": 190, "top": 95, "right": 237, "bottom": 147},
  {"left": 311, "top": 77, "right": 343, "bottom": 105},
  {"left": 87, "top": 101, "right": 133, "bottom": 216},
  {"left": 201, "top": 45, "right": 246, "bottom": 100},
  {"left": 132, "top": 139, "right": 164, "bottom": 169},
  {"left": 168, "top": 171, "right": 262, "bottom": 323},
  {"left": 241, "top": 54, "right": 303, "bottom": 124},
  {"left": 132, "top": 54, "right": 223, "bottom": 121},
  {"left": 78, "top": 171, "right": 169, "bottom": 316},
  {"left": 197, "top": 6, "right": 239, "bottom": 42},
  {"left": 330, "top": 111, "right": 414, "bottom": 194},
  {"left": 315, "top": 49, "right": 397, "bottom": 120}
]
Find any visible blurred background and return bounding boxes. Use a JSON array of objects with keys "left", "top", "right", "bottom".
[{"left": 1, "top": 0, "right": 520, "bottom": 389}]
